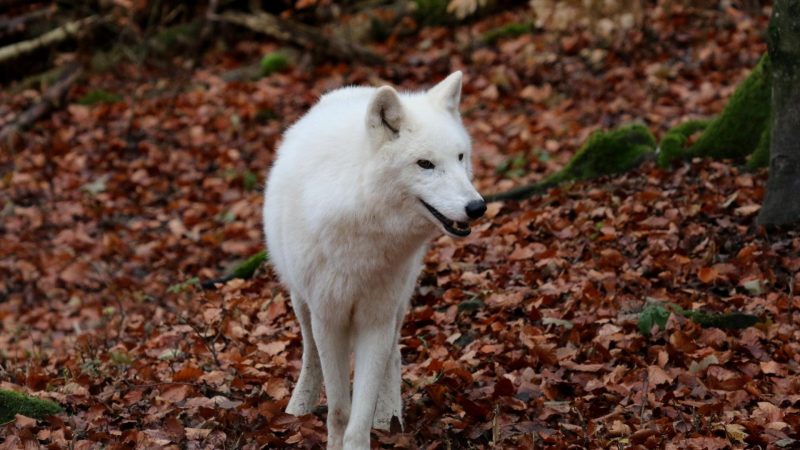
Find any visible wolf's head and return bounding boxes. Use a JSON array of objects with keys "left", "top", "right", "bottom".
[{"left": 365, "top": 71, "right": 485, "bottom": 238}]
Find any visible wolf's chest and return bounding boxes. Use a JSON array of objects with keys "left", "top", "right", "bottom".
[{"left": 302, "top": 232, "right": 426, "bottom": 301}]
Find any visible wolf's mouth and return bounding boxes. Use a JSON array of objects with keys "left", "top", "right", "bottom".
[{"left": 419, "top": 199, "right": 470, "bottom": 237}]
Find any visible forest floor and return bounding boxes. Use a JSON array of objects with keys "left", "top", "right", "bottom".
[{"left": 1, "top": 2, "right": 799, "bottom": 449}]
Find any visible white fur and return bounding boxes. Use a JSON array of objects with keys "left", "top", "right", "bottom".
[{"left": 263, "top": 72, "right": 482, "bottom": 450}]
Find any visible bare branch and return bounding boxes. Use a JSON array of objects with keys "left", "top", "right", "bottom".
[{"left": 0, "top": 15, "right": 97, "bottom": 64}]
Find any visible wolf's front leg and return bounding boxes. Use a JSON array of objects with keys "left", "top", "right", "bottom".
[
  {"left": 373, "top": 308, "right": 404, "bottom": 430},
  {"left": 286, "top": 295, "right": 322, "bottom": 415},
  {"left": 311, "top": 313, "right": 351, "bottom": 450},
  {"left": 373, "top": 343, "right": 402, "bottom": 430},
  {"left": 345, "top": 317, "right": 398, "bottom": 450}
]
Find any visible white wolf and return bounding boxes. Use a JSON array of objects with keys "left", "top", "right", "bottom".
[{"left": 263, "top": 71, "right": 485, "bottom": 450}]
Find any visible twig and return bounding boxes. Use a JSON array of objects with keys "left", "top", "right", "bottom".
[
  {"left": 180, "top": 311, "right": 224, "bottom": 368},
  {"left": 0, "top": 62, "right": 82, "bottom": 143},
  {"left": 211, "top": 10, "right": 384, "bottom": 65},
  {"left": 639, "top": 370, "right": 649, "bottom": 424},
  {"left": 491, "top": 404, "right": 500, "bottom": 448},
  {"left": 0, "top": 16, "right": 97, "bottom": 64}
]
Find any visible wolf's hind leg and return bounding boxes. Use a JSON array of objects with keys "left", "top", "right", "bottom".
[
  {"left": 286, "top": 293, "right": 322, "bottom": 416},
  {"left": 311, "top": 309, "right": 351, "bottom": 450}
]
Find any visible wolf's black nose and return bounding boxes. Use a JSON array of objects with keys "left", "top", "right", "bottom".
[{"left": 465, "top": 199, "right": 486, "bottom": 219}]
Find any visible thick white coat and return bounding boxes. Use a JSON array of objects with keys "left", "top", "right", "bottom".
[{"left": 263, "top": 72, "right": 482, "bottom": 450}]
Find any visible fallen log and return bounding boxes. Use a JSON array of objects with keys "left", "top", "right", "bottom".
[
  {"left": 0, "top": 62, "right": 82, "bottom": 142},
  {"left": 0, "top": 15, "right": 96, "bottom": 64},
  {"left": 212, "top": 11, "right": 384, "bottom": 65}
]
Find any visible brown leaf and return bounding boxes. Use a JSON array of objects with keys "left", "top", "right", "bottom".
[
  {"left": 15, "top": 414, "right": 37, "bottom": 428},
  {"left": 698, "top": 267, "right": 719, "bottom": 284},
  {"left": 160, "top": 385, "right": 191, "bottom": 404},
  {"left": 648, "top": 365, "right": 673, "bottom": 385},
  {"left": 164, "top": 416, "right": 185, "bottom": 441},
  {"left": 60, "top": 261, "right": 90, "bottom": 284},
  {"left": 185, "top": 428, "right": 211, "bottom": 440},
  {"left": 173, "top": 366, "right": 203, "bottom": 382},
  {"left": 257, "top": 340, "right": 289, "bottom": 356}
]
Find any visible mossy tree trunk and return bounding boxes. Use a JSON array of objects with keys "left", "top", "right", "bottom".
[{"left": 758, "top": 0, "right": 800, "bottom": 226}]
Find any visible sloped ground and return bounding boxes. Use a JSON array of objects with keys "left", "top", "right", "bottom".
[{"left": 1, "top": 2, "right": 798, "bottom": 449}]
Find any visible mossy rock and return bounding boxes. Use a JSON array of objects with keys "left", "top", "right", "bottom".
[
  {"left": 689, "top": 54, "right": 772, "bottom": 160},
  {"left": 657, "top": 119, "right": 710, "bottom": 167},
  {"left": 544, "top": 123, "right": 656, "bottom": 185},
  {"left": 482, "top": 23, "right": 533, "bottom": 44},
  {"left": 260, "top": 53, "right": 290, "bottom": 77},
  {"left": 484, "top": 123, "right": 656, "bottom": 202},
  {"left": 0, "top": 389, "right": 62, "bottom": 424}
]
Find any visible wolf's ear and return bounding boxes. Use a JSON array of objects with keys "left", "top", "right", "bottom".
[
  {"left": 428, "top": 71, "right": 462, "bottom": 115},
  {"left": 367, "top": 86, "right": 404, "bottom": 142}
]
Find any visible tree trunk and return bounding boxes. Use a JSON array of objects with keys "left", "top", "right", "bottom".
[{"left": 758, "top": 1, "right": 800, "bottom": 226}]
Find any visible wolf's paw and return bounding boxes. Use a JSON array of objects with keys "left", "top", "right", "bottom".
[
  {"left": 372, "top": 403, "right": 402, "bottom": 430},
  {"left": 372, "top": 414, "right": 393, "bottom": 431},
  {"left": 286, "top": 396, "right": 315, "bottom": 416}
]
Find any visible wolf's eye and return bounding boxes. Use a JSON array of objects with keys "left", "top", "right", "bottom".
[
  {"left": 458, "top": 153, "right": 464, "bottom": 161},
  {"left": 417, "top": 159, "right": 435, "bottom": 169}
]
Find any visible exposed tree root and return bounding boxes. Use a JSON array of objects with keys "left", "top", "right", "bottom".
[
  {"left": 212, "top": 11, "right": 384, "bottom": 65},
  {"left": 0, "top": 62, "right": 82, "bottom": 143}
]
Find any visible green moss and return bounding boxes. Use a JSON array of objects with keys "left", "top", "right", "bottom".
[
  {"left": 689, "top": 54, "right": 772, "bottom": 160},
  {"left": 486, "top": 123, "right": 655, "bottom": 202},
  {"left": 545, "top": 123, "right": 656, "bottom": 185},
  {"left": 495, "top": 152, "right": 529, "bottom": 178},
  {"left": 638, "top": 300, "right": 758, "bottom": 338},
  {"left": 260, "top": 53, "right": 289, "bottom": 77},
  {"left": 0, "top": 389, "right": 62, "bottom": 424},
  {"left": 201, "top": 250, "right": 268, "bottom": 289},
  {"left": 414, "top": 0, "right": 451, "bottom": 25},
  {"left": 167, "top": 277, "right": 199, "bottom": 294},
  {"left": 90, "top": 48, "right": 125, "bottom": 73},
  {"left": 152, "top": 21, "right": 202, "bottom": 54},
  {"left": 482, "top": 23, "right": 533, "bottom": 44},
  {"left": 256, "top": 108, "right": 278, "bottom": 123},
  {"left": 230, "top": 250, "right": 268, "bottom": 280},
  {"left": 657, "top": 119, "right": 710, "bottom": 167},
  {"left": 638, "top": 302, "right": 670, "bottom": 336},
  {"left": 242, "top": 170, "right": 259, "bottom": 191},
  {"left": 78, "top": 89, "right": 122, "bottom": 106},
  {"left": 746, "top": 118, "right": 772, "bottom": 169}
]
